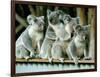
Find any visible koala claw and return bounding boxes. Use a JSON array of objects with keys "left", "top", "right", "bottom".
[{"left": 48, "top": 58, "right": 53, "bottom": 63}]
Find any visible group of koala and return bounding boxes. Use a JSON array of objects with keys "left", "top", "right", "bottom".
[{"left": 16, "top": 9, "right": 91, "bottom": 65}]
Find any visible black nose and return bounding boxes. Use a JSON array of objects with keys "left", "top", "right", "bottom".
[
  {"left": 34, "top": 19, "right": 37, "bottom": 22},
  {"left": 39, "top": 23, "right": 42, "bottom": 26},
  {"left": 56, "top": 13, "right": 60, "bottom": 16}
]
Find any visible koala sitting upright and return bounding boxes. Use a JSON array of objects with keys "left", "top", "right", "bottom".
[
  {"left": 66, "top": 24, "right": 91, "bottom": 65},
  {"left": 63, "top": 14, "right": 80, "bottom": 40},
  {"left": 47, "top": 10, "right": 70, "bottom": 41},
  {"left": 39, "top": 26, "right": 56, "bottom": 62},
  {"left": 16, "top": 15, "right": 44, "bottom": 59},
  {"left": 42, "top": 9, "right": 70, "bottom": 62}
]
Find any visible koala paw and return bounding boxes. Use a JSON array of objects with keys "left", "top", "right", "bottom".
[
  {"left": 77, "top": 57, "right": 81, "bottom": 60},
  {"left": 67, "top": 35, "right": 71, "bottom": 40},
  {"left": 35, "top": 54, "right": 40, "bottom": 58},
  {"left": 24, "top": 56, "right": 30, "bottom": 60},
  {"left": 59, "top": 58, "right": 64, "bottom": 63},
  {"left": 73, "top": 57, "right": 78, "bottom": 65},
  {"left": 83, "top": 57, "right": 92, "bottom": 60},
  {"left": 30, "top": 51, "right": 35, "bottom": 58},
  {"left": 48, "top": 58, "right": 53, "bottom": 63}
]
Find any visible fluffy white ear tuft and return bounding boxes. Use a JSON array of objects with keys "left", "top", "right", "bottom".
[
  {"left": 84, "top": 24, "right": 91, "bottom": 28},
  {"left": 87, "top": 24, "right": 91, "bottom": 27},
  {"left": 76, "top": 16, "right": 80, "bottom": 19},
  {"left": 86, "top": 24, "right": 91, "bottom": 29},
  {"left": 40, "top": 16, "right": 44, "bottom": 20},
  {"left": 27, "top": 15, "right": 36, "bottom": 25}
]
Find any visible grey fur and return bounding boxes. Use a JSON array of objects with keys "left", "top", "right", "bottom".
[
  {"left": 16, "top": 15, "right": 44, "bottom": 59},
  {"left": 63, "top": 14, "right": 80, "bottom": 40},
  {"left": 66, "top": 25, "right": 91, "bottom": 65},
  {"left": 39, "top": 26, "right": 56, "bottom": 62},
  {"left": 46, "top": 10, "right": 69, "bottom": 62}
]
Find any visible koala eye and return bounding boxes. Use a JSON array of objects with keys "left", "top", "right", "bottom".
[
  {"left": 28, "top": 17, "right": 32, "bottom": 21},
  {"left": 56, "top": 12, "right": 60, "bottom": 15},
  {"left": 65, "top": 17, "right": 68, "bottom": 20},
  {"left": 55, "top": 11, "right": 60, "bottom": 16}
]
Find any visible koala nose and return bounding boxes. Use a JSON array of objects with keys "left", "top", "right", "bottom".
[{"left": 39, "top": 23, "right": 44, "bottom": 30}]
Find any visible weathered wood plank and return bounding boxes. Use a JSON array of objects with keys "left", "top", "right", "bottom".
[{"left": 16, "top": 58, "right": 95, "bottom": 64}]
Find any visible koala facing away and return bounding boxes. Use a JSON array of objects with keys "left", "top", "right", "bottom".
[
  {"left": 63, "top": 14, "right": 80, "bottom": 40},
  {"left": 39, "top": 26, "right": 56, "bottom": 62},
  {"left": 16, "top": 15, "right": 44, "bottom": 59},
  {"left": 66, "top": 24, "right": 91, "bottom": 65}
]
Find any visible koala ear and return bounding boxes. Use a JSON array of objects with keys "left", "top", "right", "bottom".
[
  {"left": 54, "top": 7, "right": 59, "bottom": 11},
  {"left": 27, "top": 15, "right": 36, "bottom": 25},
  {"left": 47, "top": 9, "right": 52, "bottom": 15},
  {"left": 74, "top": 24, "right": 81, "bottom": 33},
  {"left": 86, "top": 24, "right": 91, "bottom": 27},
  {"left": 76, "top": 17, "right": 80, "bottom": 24},
  {"left": 40, "top": 16, "right": 44, "bottom": 20},
  {"left": 82, "top": 24, "right": 91, "bottom": 30},
  {"left": 68, "top": 15, "right": 72, "bottom": 21}
]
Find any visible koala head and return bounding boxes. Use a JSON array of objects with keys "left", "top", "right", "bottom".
[
  {"left": 63, "top": 14, "right": 72, "bottom": 24},
  {"left": 74, "top": 24, "right": 90, "bottom": 42},
  {"left": 63, "top": 14, "right": 80, "bottom": 25},
  {"left": 27, "top": 15, "right": 36, "bottom": 25},
  {"left": 27, "top": 15, "right": 44, "bottom": 31},
  {"left": 47, "top": 9, "right": 65, "bottom": 25}
]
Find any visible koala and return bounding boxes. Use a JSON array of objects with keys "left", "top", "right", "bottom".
[
  {"left": 43, "top": 10, "right": 71, "bottom": 62},
  {"left": 47, "top": 9, "right": 69, "bottom": 41},
  {"left": 39, "top": 26, "right": 56, "bottom": 62},
  {"left": 16, "top": 15, "right": 44, "bottom": 59},
  {"left": 63, "top": 14, "right": 80, "bottom": 40},
  {"left": 51, "top": 38, "right": 69, "bottom": 63},
  {"left": 66, "top": 24, "right": 91, "bottom": 65}
]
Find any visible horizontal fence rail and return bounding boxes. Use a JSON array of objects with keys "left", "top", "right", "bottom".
[{"left": 16, "top": 58, "right": 95, "bottom": 64}]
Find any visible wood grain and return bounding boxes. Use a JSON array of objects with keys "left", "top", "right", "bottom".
[{"left": 16, "top": 58, "right": 95, "bottom": 64}]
